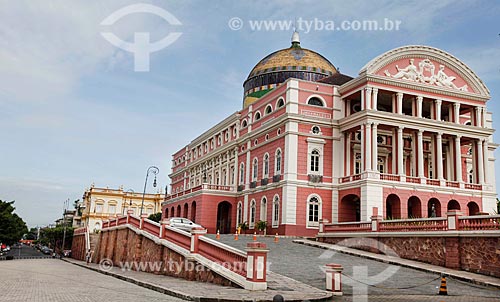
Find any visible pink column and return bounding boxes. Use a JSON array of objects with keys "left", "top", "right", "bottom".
[
  {"left": 246, "top": 242, "right": 269, "bottom": 284},
  {"left": 190, "top": 227, "right": 207, "bottom": 253},
  {"left": 370, "top": 207, "right": 383, "bottom": 232},
  {"left": 139, "top": 213, "right": 148, "bottom": 229},
  {"left": 325, "top": 263, "right": 343, "bottom": 295},
  {"left": 159, "top": 219, "right": 170, "bottom": 238},
  {"left": 126, "top": 209, "right": 134, "bottom": 224},
  {"left": 447, "top": 210, "right": 462, "bottom": 230}
]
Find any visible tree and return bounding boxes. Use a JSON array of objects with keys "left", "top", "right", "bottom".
[
  {"left": 148, "top": 212, "right": 162, "bottom": 223},
  {"left": 38, "top": 226, "right": 74, "bottom": 250},
  {"left": 0, "top": 200, "right": 28, "bottom": 245}
]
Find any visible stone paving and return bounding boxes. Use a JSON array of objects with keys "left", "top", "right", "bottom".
[
  {"left": 215, "top": 234, "right": 500, "bottom": 300},
  {"left": 0, "top": 259, "right": 184, "bottom": 302}
]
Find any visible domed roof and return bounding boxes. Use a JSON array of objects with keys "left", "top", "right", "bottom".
[{"left": 243, "top": 32, "right": 337, "bottom": 108}]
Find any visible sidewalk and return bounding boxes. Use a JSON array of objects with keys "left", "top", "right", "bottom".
[
  {"left": 293, "top": 239, "right": 500, "bottom": 290},
  {"left": 64, "top": 258, "right": 334, "bottom": 302}
]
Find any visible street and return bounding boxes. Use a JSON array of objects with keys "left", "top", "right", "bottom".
[
  {"left": 4, "top": 244, "right": 49, "bottom": 258},
  {"left": 0, "top": 259, "right": 185, "bottom": 302}
]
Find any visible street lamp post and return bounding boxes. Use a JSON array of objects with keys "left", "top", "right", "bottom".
[
  {"left": 140, "top": 166, "right": 159, "bottom": 216},
  {"left": 61, "top": 198, "right": 69, "bottom": 257},
  {"left": 125, "top": 189, "right": 134, "bottom": 214}
]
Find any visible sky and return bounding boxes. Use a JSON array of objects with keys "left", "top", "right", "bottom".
[{"left": 1, "top": 0, "right": 499, "bottom": 228}]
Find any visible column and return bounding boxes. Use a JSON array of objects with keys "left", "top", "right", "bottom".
[
  {"left": 474, "top": 107, "right": 481, "bottom": 127},
  {"left": 454, "top": 103, "right": 460, "bottom": 124},
  {"left": 360, "top": 89, "right": 365, "bottom": 111},
  {"left": 365, "top": 123, "right": 372, "bottom": 171},
  {"left": 346, "top": 132, "right": 351, "bottom": 176},
  {"left": 416, "top": 96, "right": 423, "bottom": 118},
  {"left": 483, "top": 139, "right": 489, "bottom": 184},
  {"left": 417, "top": 130, "right": 425, "bottom": 178},
  {"left": 372, "top": 123, "right": 378, "bottom": 171},
  {"left": 365, "top": 87, "right": 372, "bottom": 110},
  {"left": 397, "top": 126, "right": 404, "bottom": 175},
  {"left": 455, "top": 135, "right": 462, "bottom": 182},
  {"left": 436, "top": 132, "right": 444, "bottom": 180},
  {"left": 481, "top": 107, "right": 487, "bottom": 128},
  {"left": 435, "top": 100, "right": 442, "bottom": 121},
  {"left": 396, "top": 92, "right": 403, "bottom": 114},
  {"left": 233, "top": 147, "right": 239, "bottom": 188},
  {"left": 360, "top": 124, "right": 365, "bottom": 172},
  {"left": 372, "top": 88, "right": 378, "bottom": 111},
  {"left": 477, "top": 139, "right": 484, "bottom": 184}
]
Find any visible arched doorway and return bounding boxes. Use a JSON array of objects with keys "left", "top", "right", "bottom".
[
  {"left": 339, "top": 194, "right": 360, "bottom": 222},
  {"left": 386, "top": 194, "right": 401, "bottom": 219},
  {"left": 216, "top": 201, "right": 232, "bottom": 234},
  {"left": 428, "top": 198, "right": 441, "bottom": 217},
  {"left": 191, "top": 201, "right": 197, "bottom": 222},
  {"left": 447, "top": 200, "right": 461, "bottom": 211},
  {"left": 177, "top": 205, "right": 181, "bottom": 217},
  {"left": 183, "top": 203, "right": 189, "bottom": 218},
  {"left": 171, "top": 207, "right": 175, "bottom": 217},
  {"left": 407, "top": 196, "right": 422, "bottom": 218},
  {"left": 467, "top": 202, "right": 479, "bottom": 215},
  {"left": 164, "top": 207, "right": 169, "bottom": 218}
]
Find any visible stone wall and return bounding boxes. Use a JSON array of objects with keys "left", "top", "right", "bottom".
[
  {"left": 95, "top": 226, "right": 236, "bottom": 287},
  {"left": 71, "top": 234, "right": 86, "bottom": 261},
  {"left": 318, "top": 234, "right": 500, "bottom": 278}
]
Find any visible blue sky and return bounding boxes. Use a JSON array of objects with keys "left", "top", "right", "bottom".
[{"left": 1, "top": 0, "right": 499, "bottom": 227}]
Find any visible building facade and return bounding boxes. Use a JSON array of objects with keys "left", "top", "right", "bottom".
[
  {"left": 162, "top": 33, "right": 497, "bottom": 236},
  {"left": 81, "top": 185, "right": 164, "bottom": 232}
]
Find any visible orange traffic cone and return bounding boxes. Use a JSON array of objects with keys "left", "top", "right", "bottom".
[
  {"left": 274, "top": 233, "right": 279, "bottom": 243},
  {"left": 253, "top": 232, "right": 257, "bottom": 241},
  {"left": 216, "top": 230, "right": 220, "bottom": 240},
  {"left": 438, "top": 276, "right": 448, "bottom": 295},
  {"left": 234, "top": 231, "right": 239, "bottom": 241}
]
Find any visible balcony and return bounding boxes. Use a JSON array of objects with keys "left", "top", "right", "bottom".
[
  {"left": 308, "top": 174, "right": 323, "bottom": 183},
  {"left": 165, "top": 183, "right": 234, "bottom": 201}
]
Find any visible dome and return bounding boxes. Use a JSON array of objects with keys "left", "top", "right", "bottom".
[{"left": 243, "top": 32, "right": 337, "bottom": 108}]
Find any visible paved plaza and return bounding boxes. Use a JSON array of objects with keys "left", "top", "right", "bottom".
[{"left": 0, "top": 259, "right": 184, "bottom": 302}]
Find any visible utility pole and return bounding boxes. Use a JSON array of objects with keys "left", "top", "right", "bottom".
[{"left": 61, "top": 199, "right": 69, "bottom": 257}]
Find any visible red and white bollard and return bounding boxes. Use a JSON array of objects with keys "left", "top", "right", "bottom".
[
  {"left": 245, "top": 242, "right": 269, "bottom": 290},
  {"left": 325, "top": 263, "right": 343, "bottom": 295}
]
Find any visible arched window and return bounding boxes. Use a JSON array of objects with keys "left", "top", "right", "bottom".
[
  {"left": 310, "top": 150, "right": 320, "bottom": 172},
  {"left": 252, "top": 158, "right": 258, "bottom": 181},
  {"left": 307, "top": 196, "right": 321, "bottom": 227},
  {"left": 275, "top": 149, "right": 282, "bottom": 174},
  {"left": 239, "top": 163, "right": 245, "bottom": 184},
  {"left": 215, "top": 172, "right": 219, "bottom": 185},
  {"left": 272, "top": 195, "right": 280, "bottom": 227},
  {"left": 242, "top": 120, "right": 248, "bottom": 128},
  {"left": 250, "top": 200, "right": 256, "bottom": 228},
  {"left": 254, "top": 111, "right": 261, "bottom": 121},
  {"left": 468, "top": 169, "right": 474, "bottom": 183},
  {"left": 263, "top": 154, "right": 269, "bottom": 178},
  {"left": 236, "top": 202, "right": 243, "bottom": 226},
  {"left": 265, "top": 105, "right": 273, "bottom": 115},
  {"left": 277, "top": 98, "right": 285, "bottom": 108},
  {"left": 260, "top": 197, "right": 267, "bottom": 222},
  {"left": 307, "top": 97, "right": 324, "bottom": 107}
]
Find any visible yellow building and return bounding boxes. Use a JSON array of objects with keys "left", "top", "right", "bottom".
[{"left": 81, "top": 184, "right": 164, "bottom": 232}]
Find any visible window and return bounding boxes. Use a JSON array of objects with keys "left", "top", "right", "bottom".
[
  {"left": 240, "top": 163, "right": 245, "bottom": 184},
  {"left": 265, "top": 105, "right": 273, "bottom": 115},
  {"left": 377, "top": 157, "right": 385, "bottom": 174},
  {"left": 237, "top": 202, "right": 243, "bottom": 226},
  {"left": 260, "top": 197, "right": 267, "bottom": 222},
  {"left": 250, "top": 200, "right": 256, "bottom": 228},
  {"left": 252, "top": 158, "right": 258, "bottom": 181},
  {"left": 311, "top": 126, "right": 321, "bottom": 134},
  {"left": 95, "top": 203, "right": 103, "bottom": 213},
  {"left": 242, "top": 120, "right": 248, "bottom": 128},
  {"left": 355, "top": 154, "right": 361, "bottom": 174},
  {"left": 307, "top": 196, "right": 321, "bottom": 227},
  {"left": 275, "top": 149, "right": 282, "bottom": 174},
  {"left": 310, "top": 150, "right": 320, "bottom": 172},
  {"left": 272, "top": 195, "right": 280, "bottom": 227},
  {"left": 254, "top": 111, "right": 261, "bottom": 121},
  {"left": 307, "top": 97, "right": 324, "bottom": 107},
  {"left": 108, "top": 204, "right": 116, "bottom": 214},
  {"left": 468, "top": 169, "right": 473, "bottom": 183},
  {"left": 263, "top": 154, "right": 269, "bottom": 178},
  {"left": 277, "top": 98, "right": 285, "bottom": 108}
]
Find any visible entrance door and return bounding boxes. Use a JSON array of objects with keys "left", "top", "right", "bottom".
[{"left": 216, "top": 201, "right": 232, "bottom": 234}]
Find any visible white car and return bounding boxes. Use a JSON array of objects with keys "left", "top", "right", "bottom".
[{"left": 167, "top": 217, "right": 203, "bottom": 232}]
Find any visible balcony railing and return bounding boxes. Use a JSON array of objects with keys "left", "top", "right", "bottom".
[
  {"left": 406, "top": 176, "right": 420, "bottom": 184},
  {"left": 380, "top": 174, "right": 400, "bottom": 181},
  {"left": 166, "top": 184, "right": 234, "bottom": 201}
]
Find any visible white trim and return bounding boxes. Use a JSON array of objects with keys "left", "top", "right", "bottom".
[
  {"left": 306, "top": 94, "right": 327, "bottom": 107},
  {"left": 306, "top": 193, "right": 322, "bottom": 228}
]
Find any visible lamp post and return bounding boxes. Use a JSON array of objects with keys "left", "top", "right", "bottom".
[
  {"left": 125, "top": 189, "right": 134, "bottom": 214},
  {"left": 140, "top": 166, "right": 159, "bottom": 216},
  {"left": 61, "top": 198, "right": 69, "bottom": 257}
]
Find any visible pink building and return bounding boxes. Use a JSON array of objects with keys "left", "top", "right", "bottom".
[{"left": 162, "top": 33, "right": 497, "bottom": 236}]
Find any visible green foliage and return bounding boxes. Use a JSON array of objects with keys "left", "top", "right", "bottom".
[
  {"left": 24, "top": 227, "right": 38, "bottom": 240},
  {"left": 148, "top": 212, "right": 162, "bottom": 223},
  {"left": 256, "top": 220, "right": 267, "bottom": 232},
  {"left": 238, "top": 222, "right": 249, "bottom": 231},
  {"left": 38, "top": 225, "right": 74, "bottom": 250},
  {"left": 0, "top": 200, "right": 28, "bottom": 245}
]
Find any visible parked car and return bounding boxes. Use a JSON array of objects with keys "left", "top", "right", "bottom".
[
  {"left": 167, "top": 217, "right": 203, "bottom": 232},
  {"left": 41, "top": 246, "right": 52, "bottom": 255}
]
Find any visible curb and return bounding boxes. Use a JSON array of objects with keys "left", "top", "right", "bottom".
[
  {"left": 63, "top": 258, "right": 333, "bottom": 302},
  {"left": 293, "top": 239, "right": 500, "bottom": 290}
]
